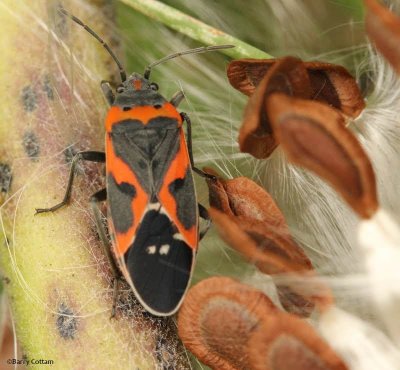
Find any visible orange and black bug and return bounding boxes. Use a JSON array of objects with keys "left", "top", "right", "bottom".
[{"left": 36, "top": 8, "right": 233, "bottom": 316}]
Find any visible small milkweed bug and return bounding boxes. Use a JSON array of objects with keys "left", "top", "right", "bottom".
[{"left": 35, "top": 7, "right": 233, "bottom": 317}]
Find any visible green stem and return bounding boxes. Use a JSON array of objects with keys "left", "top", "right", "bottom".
[
  {"left": 119, "top": 0, "right": 272, "bottom": 59},
  {"left": 0, "top": 1, "right": 187, "bottom": 368},
  {"left": 334, "top": 0, "right": 365, "bottom": 21}
]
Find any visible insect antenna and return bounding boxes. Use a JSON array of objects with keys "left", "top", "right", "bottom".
[
  {"left": 143, "top": 45, "right": 235, "bottom": 80},
  {"left": 59, "top": 7, "right": 127, "bottom": 83}
]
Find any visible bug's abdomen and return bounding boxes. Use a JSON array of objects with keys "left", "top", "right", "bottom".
[{"left": 124, "top": 206, "right": 194, "bottom": 315}]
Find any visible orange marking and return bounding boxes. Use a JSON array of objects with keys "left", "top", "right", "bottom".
[
  {"left": 106, "top": 134, "right": 149, "bottom": 256},
  {"left": 105, "top": 102, "right": 196, "bottom": 254},
  {"left": 133, "top": 79, "right": 142, "bottom": 90},
  {"left": 105, "top": 104, "right": 182, "bottom": 132},
  {"left": 158, "top": 130, "right": 198, "bottom": 250}
]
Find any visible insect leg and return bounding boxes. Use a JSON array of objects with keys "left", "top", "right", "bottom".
[
  {"left": 101, "top": 81, "right": 115, "bottom": 106},
  {"left": 90, "top": 188, "right": 121, "bottom": 318},
  {"left": 180, "top": 112, "right": 216, "bottom": 180},
  {"left": 198, "top": 203, "right": 211, "bottom": 240},
  {"left": 35, "top": 151, "right": 105, "bottom": 214},
  {"left": 170, "top": 90, "right": 185, "bottom": 107}
]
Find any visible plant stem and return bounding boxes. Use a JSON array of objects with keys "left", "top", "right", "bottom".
[
  {"left": 0, "top": 1, "right": 187, "bottom": 368},
  {"left": 119, "top": 0, "right": 272, "bottom": 59}
]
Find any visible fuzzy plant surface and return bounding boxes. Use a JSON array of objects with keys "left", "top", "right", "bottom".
[
  {"left": 1, "top": 0, "right": 400, "bottom": 369},
  {"left": 0, "top": 1, "right": 188, "bottom": 369}
]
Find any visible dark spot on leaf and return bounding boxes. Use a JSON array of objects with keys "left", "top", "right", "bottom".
[
  {"left": 21, "top": 85, "right": 37, "bottom": 112},
  {"left": 0, "top": 163, "right": 12, "bottom": 192},
  {"left": 42, "top": 75, "right": 54, "bottom": 100},
  {"left": 23, "top": 131, "right": 40, "bottom": 160},
  {"left": 56, "top": 303, "right": 78, "bottom": 339}
]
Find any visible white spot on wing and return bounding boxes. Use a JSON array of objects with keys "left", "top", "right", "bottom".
[
  {"left": 159, "top": 244, "right": 170, "bottom": 255},
  {"left": 148, "top": 203, "right": 161, "bottom": 211},
  {"left": 146, "top": 245, "right": 157, "bottom": 254},
  {"left": 147, "top": 202, "right": 169, "bottom": 216},
  {"left": 173, "top": 233, "right": 184, "bottom": 241}
]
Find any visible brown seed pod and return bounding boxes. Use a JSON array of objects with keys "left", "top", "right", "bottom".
[
  {"left": 305, "top": 62, "right": 365, "bottom": 118},
  {"left": 239, "top": 57, "right": 312, "bottom": 159},
  {"left": 206, "top": 174, "right": 289, "bottom": 232},
  {"left": 209, "top": 208, "right": 309, "bottom": 274},
  {"left": 178, "top": 277, "right": 344, "bottom": 370},
  {"left": 177, "top": 276, "right": 278, "bottom": 370},
  {"left": 205, "top": 173, "right": 333, "bottom": 314},
  {"left": 267, "top": 93, "right": 378, "bottom": 219},
  {"left": 365, "top": 0, "right": 400, "bottom": 74},
  {"left": 204, "top": 167, "right": 234, "bottom": 217},
  {"left": 227, "top": 58, "right": 275, "bottom": 96},
  {"left": 248, "top": 313, "right": 349, "bottom": 370},
  {"left": 209, "top": 208, "right": 333, "bottom": 315},
  {"left": 228, "top": 58, "right": 364, "bottom": 118},
  {"left": 205, "top": 173, "right": 308, "bottom": 267}
]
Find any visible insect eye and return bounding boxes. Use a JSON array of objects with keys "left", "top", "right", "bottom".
[
  {"left": 150, "top": 82, "right": 159, "bottom": 91},
  {"left": 116, "top": 86, "right": 124, "bottom": 93}
]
